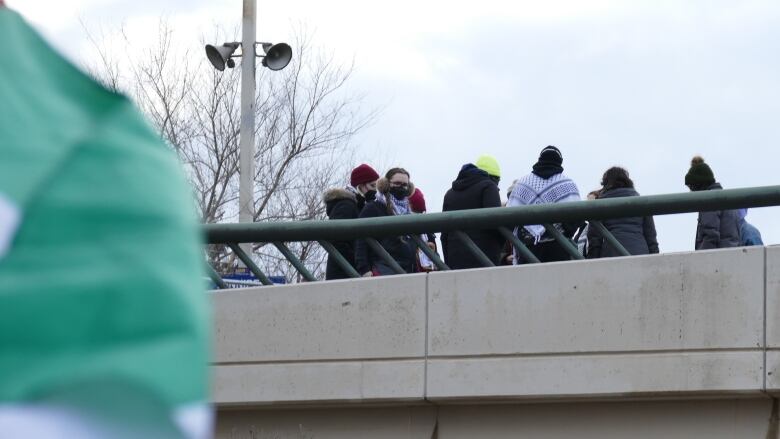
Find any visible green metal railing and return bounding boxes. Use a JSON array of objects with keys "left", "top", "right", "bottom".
[{"left": 204, "top": 185, "right": 780, "bottom": 287}]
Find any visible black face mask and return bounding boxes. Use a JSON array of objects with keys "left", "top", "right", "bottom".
[
  {"left": 363, "top": 189, "right": 377, "bottom": 201},
  {"left": 389, "top": 186, "right": 408, "bottom": 199}
]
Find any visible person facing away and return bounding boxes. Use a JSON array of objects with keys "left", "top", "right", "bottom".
[
  {"left": 685, "top": 156, "right": 741, "bottom": 250},
  {"left": 408, "top": 188, "right": 438, "bottom": 272},
  {"left": 355, "top": 168, "right": 418, "bottom": 276},
  {"left": 507, "top": 145, "right": 581, "bottom": 263},
  {"left": 586, "top": 167, "right": 659, "bottom": 258},
  {"left": 441, "top": 155, "right": 503, "bottom": 269},
  {"left": 323, "top": 163, "right": 379, "bottom": 280},
  {"left": 737, "top": 209, "right": 764, "bottom": 246}
]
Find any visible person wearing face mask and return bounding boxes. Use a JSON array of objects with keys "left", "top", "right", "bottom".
[
  {"left": 355, "top": 168, "right": 418, "bottom": 276},
  {"left": 323, "top": 163, "right": 380, "bottom": 280}
]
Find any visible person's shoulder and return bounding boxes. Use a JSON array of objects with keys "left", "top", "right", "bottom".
[
  {"left": 323, "top": 187, "right": 356, "bottom": 204},
  {"left": 360, "top": 200, "right": 386, "bottom": 217}
]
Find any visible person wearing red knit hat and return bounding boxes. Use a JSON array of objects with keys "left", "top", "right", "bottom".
[
  {"left": 350, "top": 164, "right": 380, "bottom": 190},
  {"left": 322, "top": 163, "right": 380, "bottom": 280},
  {"left": 408, "top": 188, "right": 426, "bottom": 213}
]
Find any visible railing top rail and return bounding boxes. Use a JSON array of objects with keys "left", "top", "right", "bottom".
[{"left": 204, "top": 185, "right": 780, "bottom": 244}]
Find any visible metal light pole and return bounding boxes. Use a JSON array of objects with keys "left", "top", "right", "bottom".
[
  {"left": 238, "top": 0, "right": 257, "bottom": 255},
  {"left": 205, "top": 1, "right": 292, "bottom": 265}
]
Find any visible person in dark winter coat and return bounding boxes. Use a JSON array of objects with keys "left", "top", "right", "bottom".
[
  {"left": 586, "top": 167, "right": 659, "bottom": 258},
  {"left": 355, "top": 168, "right": 418, "bottom": 276},
  {"left": 507, "top": 146, "right": 581, "bottom": 263},
  {"left": 685, "top": 156, "right": 741, "bottom": 250},
  {"left": 441, "top": 162, "right": 503, "bottom": 269},
  {"left": 323, "top": 163, "right": 380, "bottom": 280}
]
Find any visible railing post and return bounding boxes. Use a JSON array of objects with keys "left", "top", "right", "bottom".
[
  {"left": 453, "top": 230, "right": 495, "bottom": 267},
  {"left": 318, "top": 240, "right": 361, "bottom": 278},
  {"left": 410, "top": 234, "right": 450, "bottom": 271},
  {"left": 543, "top": 223, "right": 584, "bottom": 260},
  {"left": 228, "top": 243, "right": 274, "bottom": 285},
  {"left": 588, "top": 221, "right": 631, "bottom": 257},
  {"left": 205, "top": 263, "right": 228, "bottom": 289},
  {"left": 365, "top": 238, "right": 407, "bottom": 275},
  {"left": 497, "top": 226, "right": 540, "bottom": 264},
  {"left": 272, "top": 242, "right": 317, "bottom": 282}
]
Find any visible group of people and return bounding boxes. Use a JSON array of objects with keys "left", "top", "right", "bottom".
[{"left": 324, "top": 146, "right": 763, "bottom": 280}]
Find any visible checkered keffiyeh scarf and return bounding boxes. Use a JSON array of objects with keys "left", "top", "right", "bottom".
[
  {"left": 374, "top": 191, "right": 411, "bottom": 216},
  {"left": 507, "top": 172, "right": 581, "bottom": 243}
]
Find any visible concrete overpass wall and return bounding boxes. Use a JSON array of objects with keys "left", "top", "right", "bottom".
[{"left": 212, "top": 246, "right": 780, "bottom": 438}]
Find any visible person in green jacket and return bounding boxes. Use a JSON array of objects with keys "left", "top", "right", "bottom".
[{"left": 0, "top": 7, "right": 210, "bottom": 438}]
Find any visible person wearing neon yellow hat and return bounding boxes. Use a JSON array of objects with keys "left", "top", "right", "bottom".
[
  {"left": 441, "top": 156, "right": 503, "bottom": 269},
  {"left": 475, "top": 155, "right": 501, "bottom": 185}
]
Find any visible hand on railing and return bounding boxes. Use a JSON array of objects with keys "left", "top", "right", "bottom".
[{"left": 362, "top": 271, "right": 373, "bottom": 277}]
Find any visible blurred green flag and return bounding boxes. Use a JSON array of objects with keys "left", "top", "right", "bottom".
[{"left": 0, "top": 7, "right": 210, "bottom": 438}]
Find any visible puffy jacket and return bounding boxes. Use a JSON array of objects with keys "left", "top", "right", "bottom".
[
  {"left": 441, "top": 165, "right": 503, "bottom": 269},
  {"left": 695, "top": 183, "right": 741, "bottom": 250},
  {"left": 586, "top": 187, "right": 659, "bottom": 258},
  {"left": 323, "top": 188, "right": 364, "bottom": 280}
]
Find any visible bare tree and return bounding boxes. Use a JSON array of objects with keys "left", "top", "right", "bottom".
[{"left": 85, "top": 21, "right": 376, "bottom": 282}]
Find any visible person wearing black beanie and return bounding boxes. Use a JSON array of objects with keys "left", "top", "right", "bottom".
[
  {"left": 685, "top": 156, "right": 715, "bottom": 191},
  {"left": 507, "top": 145, "right": 582, "bottom": 263},
  {"left": 685, "top": 156, "right": 741, "bottom": 249}
]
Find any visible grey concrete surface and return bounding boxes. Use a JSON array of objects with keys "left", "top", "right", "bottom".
[
  {"left": 212, "top": 247, "right": 774, "bottom": 409},
  {"left": 427, "top": 248, "right": 763, "bottom": 357}
]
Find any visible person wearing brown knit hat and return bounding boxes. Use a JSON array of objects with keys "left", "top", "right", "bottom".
[
  {"left": 684, "top": 156, "right": 741, "bottom": 250},
  {"left": 322, "top": 163, "right": 380, "bottom": 280}
]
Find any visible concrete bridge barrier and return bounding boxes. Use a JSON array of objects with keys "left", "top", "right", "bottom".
[{"left": 212, "top": 246, "right": 780, "bottom": 438}]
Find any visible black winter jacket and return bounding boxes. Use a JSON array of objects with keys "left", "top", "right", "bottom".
[
  {"left": 354, "top": 180, "right": 418, "bottom": 275},
  {"left": 323, "top": 188, "right": 365, "bottom": 280},
  {"left": 441, "top": 165, "right": 503, "bottom": 269},
  {"left": 586, "top": 187, "right": 659, "bottom": 258},
  {"left": 695, "top": 183, "right": 741, "bottom": 250}
]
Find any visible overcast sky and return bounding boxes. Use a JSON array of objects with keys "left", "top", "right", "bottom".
[{"left": 10, "top": 0, "right": 780, "bottom": 252}]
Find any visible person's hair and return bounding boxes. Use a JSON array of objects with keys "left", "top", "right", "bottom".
[
  {"left": 385, "top": 167, "right": 410, "bottom": 180},
  {"left": 600, "top": 166, "right": 633, "bottom": 191}
]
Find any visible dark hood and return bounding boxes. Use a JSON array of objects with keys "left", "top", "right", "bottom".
[{"left": 452, "top": 164, "right": 491, "bottom": 191}]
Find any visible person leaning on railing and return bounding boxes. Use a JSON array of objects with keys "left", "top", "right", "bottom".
[
  {"left": 585, "top": 167, "right": 659, "bottom": 258},
  {"left": 507, "top": 146, "right": 582, "bottom": 263},
  {"left": 685, "top": 156, "right": 741, "bottom": 250},
  {"left": 323, "top": 164, "right": 380, "bottom": 280},
  {"left": 355, "top": 168, "right": 418, "bottom": 276},
  {"left": 441, "top": 156, "right": 504, "bottom": 269}
]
